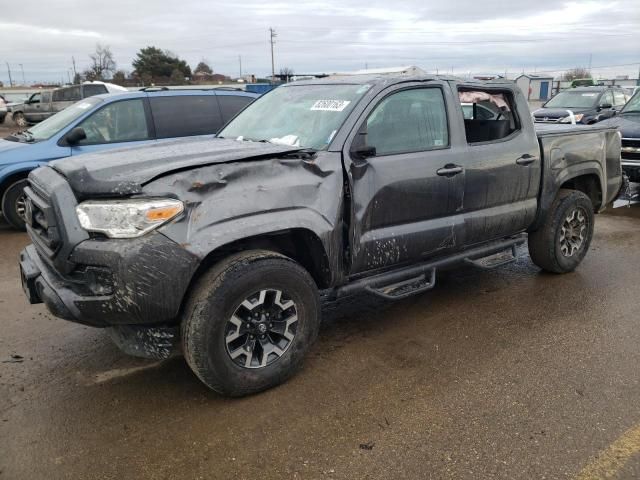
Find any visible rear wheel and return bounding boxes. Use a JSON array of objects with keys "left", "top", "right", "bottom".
[
  {"left": 1, "top": 179, "right": 28, "bottom": 230},
  {"left": 181, "top": 250, "right": 320, "bottom": 396},
  {"left": 13, "top": 112, "right": 27, "bottom": 128},
  {"left": 528, "top": 189, "right": 594, "bottom": 273}
]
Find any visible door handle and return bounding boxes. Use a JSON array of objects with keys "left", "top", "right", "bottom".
[
  {"left": 436, "top": 164, "right": 464, "bottom": 177},
  {"left": 516, "top": 154, "right": 536, "bottom": 166}
]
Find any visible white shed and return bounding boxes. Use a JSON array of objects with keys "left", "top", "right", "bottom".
[{"left": 516, "top": 74, "right": 554, "bottom": 101}]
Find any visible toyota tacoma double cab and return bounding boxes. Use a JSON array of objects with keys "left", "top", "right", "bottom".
[{"left": 19, "top": 75, "right": 622, "bottom": 396}]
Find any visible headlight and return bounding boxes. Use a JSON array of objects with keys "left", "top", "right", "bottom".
[
  {"left": 76, "top": 198, "right": 184, "bottom": 238},
  {"left": 559, "top": 114, "right": 584, "bottom": 123}
]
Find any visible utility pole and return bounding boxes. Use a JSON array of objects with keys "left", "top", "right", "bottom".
[
  {"left": 19, "top": 64, "right": 25, "bottom": 85},
  {"left": 239, "top": 55, "right": 242, "bottom": 79},
  {"left": 6, "top": 62, "right": 13, "bottom": 87},
  {"left": 269, "top": 27, "right": 277, "bottom": 84},
  {"left": 72, "top": 56, "right": 77, "bottom": 81},
  {"left": 67, "top": 70, "right": 71, "bottom": 84}
]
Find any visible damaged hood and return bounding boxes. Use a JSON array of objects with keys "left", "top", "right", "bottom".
[{"left": 50, "top": 136, "right": 303, "bottom": 197}]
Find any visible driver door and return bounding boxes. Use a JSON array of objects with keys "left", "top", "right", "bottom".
[
  {"left": 69, "top": 98, "right": 155, "bottom": 156},
  {"left": 344, "top": 83, "right": 466, "bottom": 275}
]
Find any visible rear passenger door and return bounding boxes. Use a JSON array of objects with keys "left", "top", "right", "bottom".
[
  {"left": 345, "top": 83, "right": 466, "bottom": 275},
  {"left": 149, "top": 94, "right": 224, "bottom": 139},
  {"left": 455, "top": 85, "right": 541, "bottom": 246},
  {"left": 52, "top": 86, "right": 81, "bottom": 114}
]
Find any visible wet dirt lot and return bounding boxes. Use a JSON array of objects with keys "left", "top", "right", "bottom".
[{"left": 1, "top": 197, "right": 640, "bottom": 479}]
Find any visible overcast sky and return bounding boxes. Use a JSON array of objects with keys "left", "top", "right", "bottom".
[{"left": 1, "top": 0, "right": 639, "bottom": 85}]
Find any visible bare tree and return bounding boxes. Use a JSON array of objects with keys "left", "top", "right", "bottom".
[
  {"left": 86, "top": 43, "right": 116, "bottom": 81},
  {"left": 561, "top": 67, "right": 591, "bottom": 81},
  {"left": 279, "top": 67, "right": 294, "bottom": 82}
]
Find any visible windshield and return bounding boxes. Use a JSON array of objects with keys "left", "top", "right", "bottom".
[
  {"left": 27, "top": 97, "right": 103, "bottom": 141},
  {"left": 621, "top": 91, "right": 640, "bottom": 113},
  {"left": 219, "top": 84, "right": 369, "bottom": 150},
  {"left": 544, "top": 91, "right": 600, "bottom": 109}
]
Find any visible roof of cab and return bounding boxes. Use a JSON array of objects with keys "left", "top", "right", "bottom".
[{"left": 282, "top": 74, "right": 516, "bottom": 88}]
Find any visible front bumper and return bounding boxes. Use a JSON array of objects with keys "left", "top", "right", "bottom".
[{"left": 20, "top": 233, "right": 200, "bottom": 328}]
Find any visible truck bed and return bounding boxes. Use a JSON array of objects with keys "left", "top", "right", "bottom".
[{"left": 534, "top": 122, "right": 622, "bottom": 227}]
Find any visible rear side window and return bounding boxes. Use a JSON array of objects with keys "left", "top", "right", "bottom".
[
  {"left": 41, "top": 92, "right": 51, "bottom": 103},
  {"left": 83, "top": 84, "right": 108, "bottom": 98},
  {"left": 54, "top": 87, "right": 81, "bottom": 102},
  {"left": 217, "top": 95, "right": 254, "bottom": 122},
  {"left": 458, "top": 88, "right": 520, "bottom": 144},
  {"left": 150, "top": 95, "right": 223, "bottom": 138}
]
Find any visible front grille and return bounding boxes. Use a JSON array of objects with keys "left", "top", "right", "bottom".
[
  {"left": 622, "top": 138, "right": 640, "bottom": 162},
  {"left": 622, "top": 138, "right": 640, "bottom": 148},
  {"left": 534, "top": 117, "right": 561, "bottom": 124},
  {"left": 622, "top": 151, "right": 640, "bottom": 161},
  {"left": 24, "top": 184, "right": 61, "bottom": 257}
]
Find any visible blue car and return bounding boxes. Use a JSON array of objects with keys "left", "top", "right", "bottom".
[{"left": 0, "top": 88, "right": 258, "bottom": 229}]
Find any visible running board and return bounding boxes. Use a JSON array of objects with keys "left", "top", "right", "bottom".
[
  {"left": 334, "top": 235, "right": 526, "bottom": 300},
  {"left": 464, "top": 245, "right": 518, "bottom": 270},
  {"left": 366, "top": 269, "right": 436, "bottom": 300}
]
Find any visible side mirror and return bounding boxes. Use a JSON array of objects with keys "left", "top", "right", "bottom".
[
  {"left": 350, "top": 130, "right": 376, "bottom": 160},
  {"left": 599, "top": 103, "right": 613, "bottom": 110},
  {"left": 65, "top": 127, "right": 87, "bottom": 145},
  {"left": 352, "top": 145, "right": 377, "bottom": 159}
]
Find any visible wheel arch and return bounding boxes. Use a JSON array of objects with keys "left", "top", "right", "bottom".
[{"left": 178, "top": 228, "right": 334, "bottom": 321}]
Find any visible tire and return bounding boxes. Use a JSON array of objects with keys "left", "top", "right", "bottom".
[
  {"left": 1, "top": 179, "right": 28, "bottom": 230},
  {"left": 528, "top": 189, "right": 595, "bottom": 273},
  {"left": 13, "top": 112, "right": 27, "bottom": 128},
  {"left": 181, "top": 250, "right": 320, "bottom": 396}
]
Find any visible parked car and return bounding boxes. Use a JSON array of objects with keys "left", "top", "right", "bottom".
[
  {"left": 8, "top": 82, "right": 127, "bottom": 127},
  {"left": 19, "top": 75, "right": 622, "bottom": 396},
  {"left": 0, "top": 95, "right": 7, "bottom": 124},
  {"left": 532, "top": 86, "right": 630, "bottom": 124},
  {"left": 600, "top": 89, "right": 640, "bottom": 182},
  {"left": 0, "top": 88, "right": 258, "bottom": 229}
]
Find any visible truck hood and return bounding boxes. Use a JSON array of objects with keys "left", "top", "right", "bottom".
[
  {"left": 51, "top": 136, "right": 304, "bottom": 197},
  {"left": 533, "top": 107, "right": 594, "bottom": 119},
  {"left": 599, "top": 113, "right": 640, "bottom": 138}
]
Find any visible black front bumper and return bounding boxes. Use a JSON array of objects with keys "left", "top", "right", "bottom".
[
  {"left": 20, "top": 245, "right": 84, "bottom": 321},
  {"left": 20, "top": 234, "right": 200, "bottom": 328}
]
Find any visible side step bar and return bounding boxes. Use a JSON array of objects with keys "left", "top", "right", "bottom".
[{"left": 334, "top": 235, "right": 526, "bottom": 300}]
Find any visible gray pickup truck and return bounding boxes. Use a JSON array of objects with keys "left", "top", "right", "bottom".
[
  {"left": 19, "top": 75, "right": 622, "bottom": 396},
  {"left": 10, "top": 83, "right": 109, "bottom": 127}
]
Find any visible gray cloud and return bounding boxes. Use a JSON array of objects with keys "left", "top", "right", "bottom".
[{"left": 1, "top": 0, "right": 638, "bottom": 84}]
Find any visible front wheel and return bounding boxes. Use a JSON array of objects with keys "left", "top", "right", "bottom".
[
  {"left": 1, "top": 179, "right": 29, "bottom": 230},
  {"left": 181, "top": 250, "right": 320, "bottom": 396},
  {"left": 528, "top": 189, "right": 595, "bottom": 273}
]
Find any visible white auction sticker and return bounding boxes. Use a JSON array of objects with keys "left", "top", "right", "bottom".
[
  {"left": 310, "top": 100, "right": 351, "bottom": 112},
  {"left": 76, "top": 102, "right": 92, "bottom": 109}
]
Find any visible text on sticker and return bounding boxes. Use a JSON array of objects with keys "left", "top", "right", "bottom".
[{"left": 311, "top": 100, "right": 351, "bottom": 112}]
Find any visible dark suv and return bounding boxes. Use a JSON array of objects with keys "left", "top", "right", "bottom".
[{"left": 533, "top": 86, "right": 629, "bottom": 124}]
